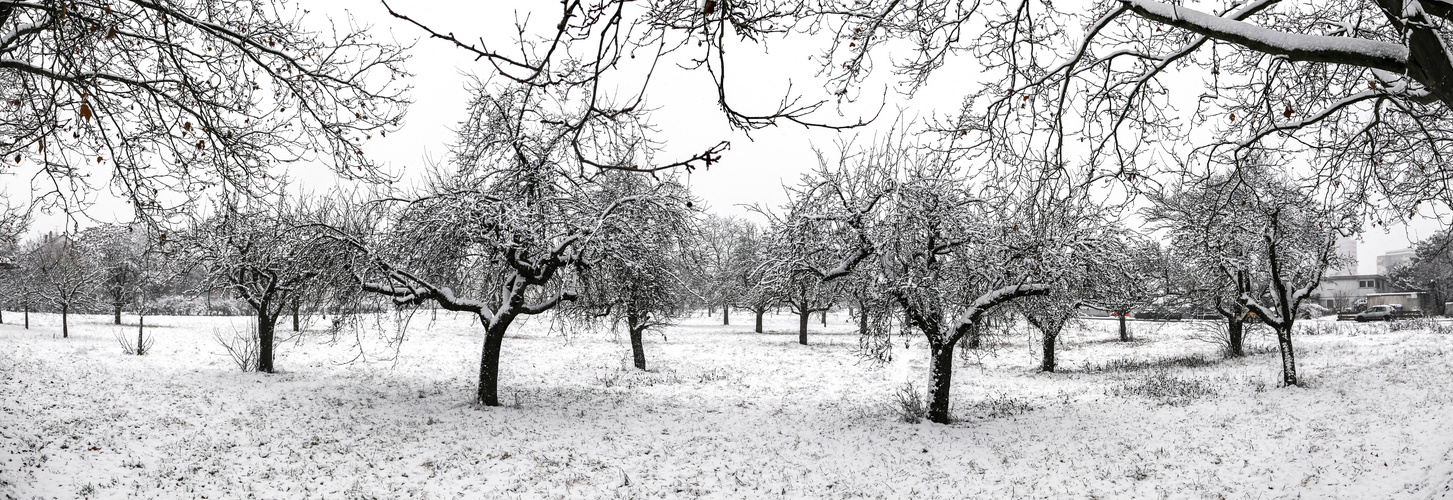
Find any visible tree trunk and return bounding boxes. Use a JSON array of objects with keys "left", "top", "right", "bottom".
[
  {"left": 1040, "top": 332, "right": 1057, "bottom": 372},
  {"left": 478, "top": 314, "right": 515, "bottom": 406},
  {"left": 821, "top": 309, "right": 827, "bottom": 327},
  {"left": 754, "top": 310, "right": 764, "bottom": 333},
  {"left": 1227, "top": 318, "right": 1245, "bottom": 357},
  {"left": 966, "top": 324, "right": 981, "bottom": 349},
  {"left": 137, "top": 316, "right": 146, "bottom": 356},
  {"left": 1275, "top": 325, "right": 1297, "bottom": 386},
  {"left": 927, "top": 340, "right": 956, "bottom": 424},
  {"left": 1, "top": 307, "right": 4, "bottom": 324},
  {"left": 798, "top": 309, "right": 809, "bottom": 345},
  {"left": 858, "top": 305, "right": 868, "bottom": 335},
  {"left": 61, "top": 303, "right": 69, "bottom": 338},
  {"left": 114, "top": 304, "right": 122, "bottom": 325},
  {"left": 722, "top": 303, "right": 730, "bottom": 325},
  {"left": 24, "top": 303, "right": 29, "bottom": 329},
  {"left": 629, "top": 326, "right": 647, "bottom": 370},
  {"left": 1118, "top": 313, "right": 1130, "bottom": 341},
  {"left": 257, "top": 311, "right": 276, "bottom": 373},
  {"left": 292, "top": 299, "right": 300, "bottom": 332}
]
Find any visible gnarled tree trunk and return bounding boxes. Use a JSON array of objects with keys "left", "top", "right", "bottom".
[
  {"left": 478, "top": 314, "right": 517, "bottom": 406},
  {"left": 1040, "top": 332, "right": 1057, "bottom": 372},
  {"left": 257, "top": 309, "right": 276, "bottom": 373},
  {"left": 1275, "top": 326, "right": 1297, "bottom": 386},
  {"left": 798, "top": 309, "right": 809, "bottom": 345},
  {"left": 927, "top": 339, "right": 957, "bottom": 424},
  {"left": 754, "top": 310, "right": 764, "bottom": 333},
  {"left": 1227, "top": 318, "right": 1245, "bottom": 357},
  {"left": 630, "top": 326, "right": 647, "bottom": 370}
]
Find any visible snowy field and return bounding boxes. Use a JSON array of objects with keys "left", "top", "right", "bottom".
[{"left": 1, "top": 311, "right": 1451, "bottom": 499}]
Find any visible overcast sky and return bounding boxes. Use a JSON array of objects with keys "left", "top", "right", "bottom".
[{"left": 22, "top": 0, "right": 1446, "bottom": 273}]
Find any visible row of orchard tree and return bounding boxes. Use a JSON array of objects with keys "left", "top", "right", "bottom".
[
  {"left": 5, "top": 114, "right": 1355, "bottom": 429},
  {"left": 5, "top": 0, "right": 1453, "bottom": 427}
]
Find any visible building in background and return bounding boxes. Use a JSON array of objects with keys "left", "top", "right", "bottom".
[
  {"left": 1377, "top": 248, "right": 1416, "bottom": 275},
  {"left": 1314, "top": 274, "right": 1390, "bottom": 311},
  {"left": 1328, "top": 236, "right": 1359, "bottom": 276}
]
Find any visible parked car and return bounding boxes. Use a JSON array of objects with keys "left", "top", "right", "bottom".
[{"left": 1355, "top": 305, "right": 1396, "bottom": 322}]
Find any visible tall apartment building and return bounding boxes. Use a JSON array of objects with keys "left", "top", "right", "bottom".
[
  {"left": 1328, "top": 236, "right": 1359, "bottom": 276},
  {"left": 1377, "top": 248, "right": 1416, "bottom": 275}
]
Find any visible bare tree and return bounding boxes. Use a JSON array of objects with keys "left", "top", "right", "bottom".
[
  {"left": 760, "top": 196, "right": 846, "bottom": 345},
  {"left": 719, "top": 221, "right": 778, "bottom": 333},
  {"left": 0, "top": 199, "right": 31, "bottom": 324},
  {"left": 189, "top": 194, "right": 346, "bottom": 373},
  {"left": 1084, "top": 235, "right": 1167, "bottom": 342},
  {"left": 0, "top": 0, "right": 410, "bottom": 222},
  {"left": 802, "top": 141, "right": 1041, "bottom": 424},
  {"left": 1021, "top": 295, "right": 1080, "bottom": 373},
  {"left": 698, "top": 214, "right": 749, "bottom": 325},
  {"left": 333, "top": 82, "right": 691, "bottom": 407},
  {"left": 1149, "top": 160, "right": 1354, "bottom": 385},
  {"left": 85, "top": 223, "right": 147, "bottom": 324},
  {"left": 576, "top": 174, "right": 696, "bottom": 370},
  {"left": 28, "top": 232, "right": 97, "bottom": 337}
]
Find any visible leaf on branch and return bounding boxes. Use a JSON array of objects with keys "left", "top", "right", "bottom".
[
  {"left": 106, "top": 27, "right": 117, "bottom": 40},
  {"left": 79, "top": 103, "right": 93, "bottom": 121}
]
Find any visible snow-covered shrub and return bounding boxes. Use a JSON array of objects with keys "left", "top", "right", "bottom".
[
  {"left": 214, "top": 327, "right": 259, "bottom": 372},
  {"left": 892, "top": 381, "right": 927, "bottom": 423},
  {"left": 1298, "top": 302, "right": 1332, "bottom": 319},
  {"left": 115, "top": 329, "right": 156, "bottom": 356}
]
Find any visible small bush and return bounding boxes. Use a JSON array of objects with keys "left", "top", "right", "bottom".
[
  {"left": 892, "top": 381, "right": 927, "bottom": 423},
  {"left": 214, "top": 327, "right": 259, "bottom": 372},
  {"left": 115, "top": 329, "right": 156, "bottom": 356},
  {"left": 1112, "top": 370, "right": 1219, "bottom": 406}
]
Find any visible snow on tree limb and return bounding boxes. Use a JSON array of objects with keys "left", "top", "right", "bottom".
[{"left": 1119, "top": 0, "right": 1408, "bottom": 73}]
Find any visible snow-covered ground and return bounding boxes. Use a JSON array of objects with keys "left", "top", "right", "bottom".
[{"left": 1, "top": 311, "right": 1450, "bottom": 499}]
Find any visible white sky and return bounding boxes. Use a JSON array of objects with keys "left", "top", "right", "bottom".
[{"left": 17, "top": 0, "right": 1449, "bottom": 272}]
